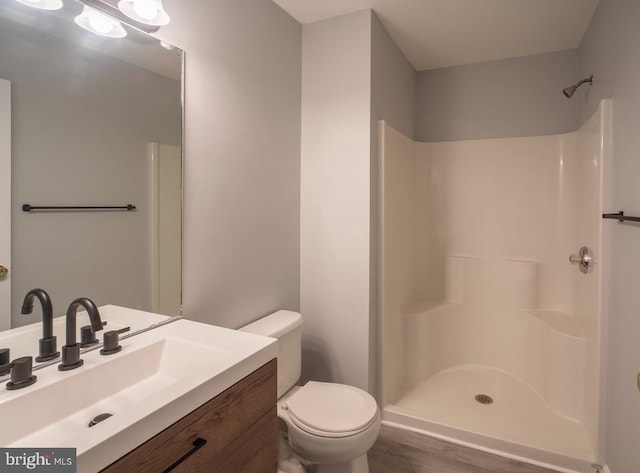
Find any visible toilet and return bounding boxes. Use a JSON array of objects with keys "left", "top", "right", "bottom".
[{"left": 239, "top": 310, "right": 380, "bottom": 473}]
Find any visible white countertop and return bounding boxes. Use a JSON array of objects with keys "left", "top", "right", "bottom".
[{"left": 0, "top": 317, "right": 277, "bottom": 472}]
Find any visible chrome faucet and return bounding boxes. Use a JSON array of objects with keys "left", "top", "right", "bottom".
[
  {"left": 21, "top": 289, "right": 59, "bottom": 362},
  {"left": 59, "top": 298, "right": 103, "bottom": 371}
]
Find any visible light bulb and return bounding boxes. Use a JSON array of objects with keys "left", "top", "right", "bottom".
[
  {"left": 133, "top": 0, "right": 157, "bottom": 20},
  {"left": 75, "top": 6, "right": 127, "bottom": 38},
  {"left": 88, "top": 14, "right": 114, "bottom": 35},
  {"left": 118, "top": 0, "right": 170, "bottom": 26}
]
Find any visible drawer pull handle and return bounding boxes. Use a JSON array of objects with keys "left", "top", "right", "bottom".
[{"left": 161, "top": 437, "right": 207, "bottom": 473}]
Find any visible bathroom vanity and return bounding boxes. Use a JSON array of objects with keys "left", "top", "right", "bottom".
[
  {"left": 0, "top": 318, "right": 278, "bottom": 473},
  {"left": 101, "top": 359, "right": 277, "bottom": 473}
]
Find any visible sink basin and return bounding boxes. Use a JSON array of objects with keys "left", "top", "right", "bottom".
[
  {"left": 0, "top": 318, "right": 277, "bottom": 472},
  {"left": 0, "top": 337, "right": 224, "bottom": 446}
]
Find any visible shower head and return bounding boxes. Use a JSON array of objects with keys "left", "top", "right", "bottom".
[{"left": 563, "top": 75, "right": 593, "bottom": 98}]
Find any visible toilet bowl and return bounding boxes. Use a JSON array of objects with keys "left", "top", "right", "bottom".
[{"left": 239, "top": 311, "right": 380, "bottom": 473}]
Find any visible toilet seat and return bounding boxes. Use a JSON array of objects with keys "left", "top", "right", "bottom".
[{"left": 284, "top": 381, "right": 378, "bottom": 438}]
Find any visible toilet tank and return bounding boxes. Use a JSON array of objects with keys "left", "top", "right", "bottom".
[{"left": 239, "top": 310, "right": 302, "bottom": 398}]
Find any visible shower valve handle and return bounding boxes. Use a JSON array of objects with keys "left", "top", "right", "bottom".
[{"left": 569, "top": 246, "right": 593, "bottom": 274}]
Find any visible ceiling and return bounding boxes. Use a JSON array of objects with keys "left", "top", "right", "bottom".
[{"left": 272, "top": 0, "right": 600, "bottom": 71}]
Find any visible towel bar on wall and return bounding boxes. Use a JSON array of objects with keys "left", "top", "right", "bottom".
[
  {"left": 22, "top": 204, "right": 136, "bottom": 212},
  {"left": 602, "top": 211, "right": 640, "bottom": 223}
]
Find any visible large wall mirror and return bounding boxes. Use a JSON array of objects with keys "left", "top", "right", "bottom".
[{"left": 0, "top": 0, "right": 183, "bottom": 353}]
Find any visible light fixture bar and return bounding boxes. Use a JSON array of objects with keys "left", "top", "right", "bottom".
[{"left": 78, "top": 0, "right": 159, "bottom": 33}]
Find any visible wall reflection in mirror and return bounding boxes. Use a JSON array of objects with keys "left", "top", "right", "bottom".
[{"left": 0, "top": 0, "right": 183, "bottom": 347}]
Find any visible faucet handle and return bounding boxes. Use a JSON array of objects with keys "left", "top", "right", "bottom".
[
  {"left": 6, "top": 356, "right": 37, "bottom": 390},
  {"left": 100, "top": 327, "right": 130, "bottom": 355}
]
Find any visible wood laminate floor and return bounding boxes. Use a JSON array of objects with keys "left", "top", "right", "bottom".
[{"left": 369, "top": 425, "right": 562, "bottom": 473}]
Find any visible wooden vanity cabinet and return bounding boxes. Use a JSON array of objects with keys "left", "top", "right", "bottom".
[{"left": 100, "top": 359, "right": 277, "bottom": 473}]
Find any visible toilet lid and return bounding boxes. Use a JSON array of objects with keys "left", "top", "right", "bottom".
[{"left": 285, "top": 382, "right": 378, "bottom": 436}]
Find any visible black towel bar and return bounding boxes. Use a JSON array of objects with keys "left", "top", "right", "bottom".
[
  {"left": 602, "top": 211, "right": 640, "bottom": 223},
  {"left": 22, "top": 204, "right": 136, "bottom": 212}
]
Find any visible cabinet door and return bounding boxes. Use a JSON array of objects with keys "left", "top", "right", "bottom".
[{"left": 101, "top": 359, "right": 277, "bottom": 473}]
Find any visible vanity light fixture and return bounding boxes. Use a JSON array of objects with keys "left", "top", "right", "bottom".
[
  {"left": 74, "top": 5, "right": 127, "bottom": 38},
  {"left": 14, "top": 0, "right": 63, "bottom": 10},
  {"left": 78, "top": 0, "right": 160, "bottom": 33},
  {"left": 117, "top": 0, "right": 170, "bottom": 26}
]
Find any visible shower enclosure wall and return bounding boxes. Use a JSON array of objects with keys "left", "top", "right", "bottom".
[{"left": 378, "top": 99, "right": 611, "bottom": 472}]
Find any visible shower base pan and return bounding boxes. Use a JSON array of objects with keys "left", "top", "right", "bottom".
[{"left": 383, "top": 365, "right": 596, "bottom": 473}]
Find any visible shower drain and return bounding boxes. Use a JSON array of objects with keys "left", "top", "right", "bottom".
[{"left": 474, "top": 394, "right": 494, "bottom": 405}]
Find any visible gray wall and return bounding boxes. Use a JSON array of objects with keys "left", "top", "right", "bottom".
[
  {"left": 297, "top": 9, "right": 417, "bottom": 393},
  {"left": 300, "top": 9, "right": 373, "bottom": 391},
  {"left": 579, "top": 1, "right": 640, "bottom": 471},
  {"left": 416, "top": 50, "right": 580, "bottom": 141},
  {"left": 370, "top": 12, "right": 417, "bottom": 395},
  {"left": 1, "top": 17, "right": 181, "bottom": 325},
  {"left": 371, "top": 14, "right": 417, "bottom": 140},
  {"left": 159, "top": 0, "right": 302, "bottom": 329}
]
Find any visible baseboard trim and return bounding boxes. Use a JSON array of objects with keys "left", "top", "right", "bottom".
[{"left": 381, "top": 418, "right": 598, "bottom": 473}]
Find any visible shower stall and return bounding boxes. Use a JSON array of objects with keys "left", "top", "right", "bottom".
[{"left": 378, "top": 99, "right": 611, "bottom": 472}]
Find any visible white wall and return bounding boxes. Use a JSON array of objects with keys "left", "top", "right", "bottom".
[
  {"left": 300, "top": 10, "right": 372, "bottom": 391},
  {"left": 578, "top": 1, "right": 640, "bottom": 470},
  {"left": 158, "top": 0, "right": 302, "bottom": 329}
]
